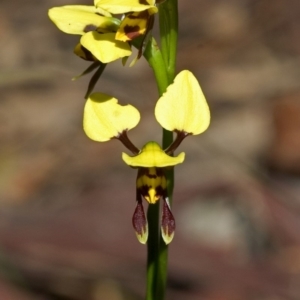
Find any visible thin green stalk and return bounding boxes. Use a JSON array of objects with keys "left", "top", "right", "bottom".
[
  {"left": 146, "top": 202, "right": 160, "bottom": 299},
  {"left": 143, "top": 0, "right": 178, "bottom": 298},
  {"left": 159, "top": 0, "right": 178, "bottom": 82},
  {"left": 156, "top": 1, "right": 178, "bottom": 299},
  {"left": 144, "top": 37, "right": 169, "bottom": 300}
]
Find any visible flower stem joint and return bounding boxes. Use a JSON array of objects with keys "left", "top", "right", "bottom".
[{"left": 83, "top": 70, "right": 210, "bottom": 244}]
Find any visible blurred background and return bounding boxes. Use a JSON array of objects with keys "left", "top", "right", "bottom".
[{"left": 1, "top": 0, "right": 300, "bottom": 299}]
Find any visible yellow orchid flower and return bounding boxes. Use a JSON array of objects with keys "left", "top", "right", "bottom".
[
  {"left": 48, "top": 5, "right": 132, "bottom": 63},
  {"left": 124, "top": 142, "right": 183, "bottom": 244},
  {"left": 83, "top": 70, "right": 210, "bottom": 244}
]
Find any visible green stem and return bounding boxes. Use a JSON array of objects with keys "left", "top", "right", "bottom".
[
  {"left": 159, "top": 0, "right": 178, "bottom": 82},
  {"left": 146, "top": 202, "right": 160, "bottom": 299},
  {"left": 144, "top": 0, "right": 178, "bottom": 298},
  {"left": 144, "top": 37, "right": 169, "bottom": 300}
]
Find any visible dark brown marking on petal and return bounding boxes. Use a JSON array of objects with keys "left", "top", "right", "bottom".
[
  {"left": 145, "top": 167, "right": 164, "bottom": 179},
  {"left": 78, "top": 45, "right": 96, "bottom": 61},
  {"left": 84, "top": 24, "right": 98, "bottom": 33},
  {"left": 138, "top": 185, "right": 151, "bottom": 198},
  {"left": 136, "top": 168, "right": 167, "bottom": 203},
  {"left": 155, "top": 186, "right": 165, "bottom": 198},
  {"left": 147, "top": 173, "right": 157, "bottom": 179},
  {"left": 155, "top": 168, "right": 164, "bottom": 176},
  {"left": 137, "top": 185, "right": 165, "bottom": 202},
  {"left": 137, "top": 168, "right": 147, "bottom": 177},
  {"left": 127, "top": 10, "right": 149, "bottom": 19},
  {"left": 139, "top": 0, "right": 150, "bottom": 5},
  {"left": 123, "top": 25, "right": 142, "bottom": 40}
]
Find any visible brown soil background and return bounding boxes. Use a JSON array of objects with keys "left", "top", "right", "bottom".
[{"left": 1, "top": 0, "right": 300, "bottom": 299}]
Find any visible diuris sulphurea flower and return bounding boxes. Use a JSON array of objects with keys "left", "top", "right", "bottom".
[
  {"left": 83, "top": 70, "right": 210, "bottom": 244},
  {"left": 49, "top": 0, "right": 160, "bottom": 65},
  {"left": 48, "top": 0, "right": 163, "bottom": 95},
  {"left": 48, "top": 5, "right": 131, "bottom": 64}
]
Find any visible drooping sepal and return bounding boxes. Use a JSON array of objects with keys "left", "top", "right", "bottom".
[
  {"left": 132, "top": 199, "right": 148, "bottom": 244},
  {"left": 161, "top": 197, "right": 175, "bottom": 244}
]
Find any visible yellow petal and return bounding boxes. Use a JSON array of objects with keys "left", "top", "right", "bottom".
[
  {"left": 155, "top": 70, "right": 210, "bottom": 135},
  {"left": 81, "top": 32, "right": 132, "bottom": 63},
  {"left": 48, "top": 6, "right": 119, "bottom": 35},
  {"left": 122, "top": 141, "right": 185, "bottom": 167},
  {"left": 95, "top": 0, "right": 157, "bottom": 14},
  {"left": 83, "top": 93, "right": 140, "bottom": 142},
  {"left": 115, "top": 12, "right": 148, "bottom": 42}
]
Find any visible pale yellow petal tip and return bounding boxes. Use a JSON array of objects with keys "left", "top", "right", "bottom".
[
  {"left": 155, "top": 70, "right": 211, "bottom": 135},
  {"left": 135, "top": 225, "right": 148, "bottom": 244},
  {"left": 83, "top": 93, "right": 140, "bottom": 142},
  {"left": 161, "top": 230, "right": 174, "bottom": 245},
  {"left": 122, "top": 141, "right": 185, "bottom": 168}
]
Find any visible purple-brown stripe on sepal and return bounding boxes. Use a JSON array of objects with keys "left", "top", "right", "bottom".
[
  {"left": 132, "top": 197, "right": 148, "bottom": 244},
  {"left": 161, "top": 197, "right": 175, "bottom": 244}
]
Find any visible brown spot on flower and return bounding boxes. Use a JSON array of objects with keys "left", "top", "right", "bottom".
[
  {"left": 74, "top": 44, "right": 96, "bottom": 61},
  {"left": 139, "top": 0, "right": 150, "bottom": 5},
  {"left": 123, "top": 25, "right": 142, "bottom": 40},
  {"left": 147, "top": 173, "right": 157, "bottom": 179},
  {"left": 84, "top": 24, "right": 98, "bottom": 33},
  {"left": 128, "top": 10, "right": 149, "bottom": 19},
  {"left": 155, "top": 185, "right": 165, "bottom": 197},
  {"left": 81, "top": 47, "right": 93, "bottom": 60}
]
